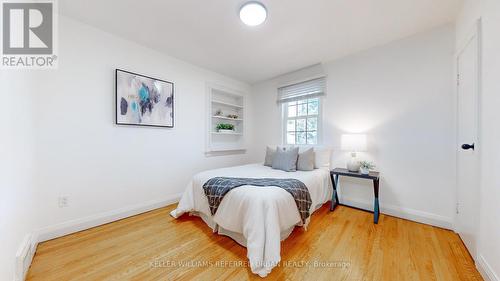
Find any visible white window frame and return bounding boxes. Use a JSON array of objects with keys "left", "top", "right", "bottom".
[{"left": 281, "top": 97, "right": 323, "bottom": 145}]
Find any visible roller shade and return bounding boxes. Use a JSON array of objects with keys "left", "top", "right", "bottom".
[{"left": 277, "top": 77, "right": 326, "bottom": 104}]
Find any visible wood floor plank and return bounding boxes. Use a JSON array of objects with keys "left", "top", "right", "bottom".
[{"left": 26, "top": 204, "right": 483, "bottom": 281}]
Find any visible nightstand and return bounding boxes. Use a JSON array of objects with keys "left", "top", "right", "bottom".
[{"left": 330, "top": 168, "right": 381, "bottom": 224}]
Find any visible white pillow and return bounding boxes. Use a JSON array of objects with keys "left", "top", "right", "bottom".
[
  {"left": 264, "top": 146, "right": 275, "bottom": 166},
  {"left": 271, "top": 146, "right": 299, "bottom": 172},
  {"left": 297, "top": 148, "right": 315, "bottom": 171},
  {"left": 313, "top": 147, "right": 332, "bottom": 168},
  {"left": 265, "top": 145, "right": 331, "bottom": 169}
]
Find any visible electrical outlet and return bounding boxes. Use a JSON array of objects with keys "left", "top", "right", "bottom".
[{"left": 58, "top": 196, "right": 69, "bottom": 208}]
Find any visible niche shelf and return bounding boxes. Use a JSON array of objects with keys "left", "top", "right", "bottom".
[{"left": 206, "top": 83, "right": 246, "bottom": 154}]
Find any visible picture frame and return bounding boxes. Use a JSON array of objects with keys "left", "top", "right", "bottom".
[{"left": 115, "top": 69, "right": 174, "bottom": 128}]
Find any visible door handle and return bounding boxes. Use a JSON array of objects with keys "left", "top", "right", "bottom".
[{"left": 461, "top": 143, "right": 475, "bottom": 150}]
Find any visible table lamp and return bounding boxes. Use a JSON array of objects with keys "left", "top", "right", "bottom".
[{"left": 341, "top": 134, "right": 367, "bottom": 172}]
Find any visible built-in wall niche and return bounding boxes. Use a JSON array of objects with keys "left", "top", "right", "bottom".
[{"left": 206, "top": 83, "right": 246, "bottom": 154}]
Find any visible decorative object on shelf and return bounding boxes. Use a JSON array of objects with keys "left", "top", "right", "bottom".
[
  {"left": 207, "top": 83, "right": 245, "bottom": 153},
  {"left": 359, "top": 161, "right": 375, "bottom": 175},
  {"left": 216, "top": 123, "right": 235, "bottom": 133},
  {"left": 115, "top": 69, "right": 174, "bottom": 128},
  {"left": 341, "top": 134, "right": 367, "bottom": 172}
]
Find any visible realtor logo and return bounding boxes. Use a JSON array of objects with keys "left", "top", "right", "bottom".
[{"left": 1, "top": 0, "right": 58, "bottom": 68}]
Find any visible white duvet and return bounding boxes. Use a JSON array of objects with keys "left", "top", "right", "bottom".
[{"left": 170, "top": 163, "right": 332, "bottom": 277}]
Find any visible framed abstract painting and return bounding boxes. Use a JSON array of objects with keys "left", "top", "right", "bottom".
[{"left": 115, "top": 69, "right": 174, "bottom": 128}]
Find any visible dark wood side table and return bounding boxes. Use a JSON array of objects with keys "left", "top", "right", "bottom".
[{"left": 330, "top": 168, "right": 381, "bottom": 224}]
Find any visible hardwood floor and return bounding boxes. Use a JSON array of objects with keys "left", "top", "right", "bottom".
[{"left": 27, "top": 204, "right": 482, "bottom": 281}]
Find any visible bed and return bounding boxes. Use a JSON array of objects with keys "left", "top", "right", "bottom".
[{"left": 171, "top": 162, "right": 332, "bottom": 277}]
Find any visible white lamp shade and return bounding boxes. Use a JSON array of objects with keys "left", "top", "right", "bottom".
[{"left": 341, "top": 134, "right": 367, "bottom": 152}]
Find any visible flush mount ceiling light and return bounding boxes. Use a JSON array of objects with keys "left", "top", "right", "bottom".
[{"left": 239, "top": 2, "right": 267, "bottom": 26}]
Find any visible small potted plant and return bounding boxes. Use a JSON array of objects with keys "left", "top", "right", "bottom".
[
  {"left": 216, "top": 123, "right": 235, "bottom": 133},
  {"left": 359, "top": 161, "right": 375, "bottom": 175}
]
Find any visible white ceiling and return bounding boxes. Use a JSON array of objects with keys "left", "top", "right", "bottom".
[{"left": 60, "top": 0, "right": 462, "bottom": 83}]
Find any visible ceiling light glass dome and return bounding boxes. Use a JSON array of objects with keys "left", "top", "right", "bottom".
[{"left": 239, "top": 2, "right": 267, "bottom": 26}]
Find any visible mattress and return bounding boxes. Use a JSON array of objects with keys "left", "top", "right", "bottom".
[{"left": 171, "top": 163, "right": 332, "bottom": 277}]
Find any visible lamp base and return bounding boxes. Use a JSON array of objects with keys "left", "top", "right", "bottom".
[{"left": 347, "top": 153, "right": 361, "bottom": 172}]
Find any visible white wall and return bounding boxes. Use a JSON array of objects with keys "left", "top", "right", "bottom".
[
  {"left": 32, "top": 16, "right": 253, "bottom": 235},
  {"left": 0, "top": 16, "right": 253, "bottom": 280},
  {"left": 0, "top": 72, "right": 37, "bottom": 280},
  {"left": 250, "top": 25, "right": 456, "bottom": 228},
  {"left": 1, "top": 6, "right": 496, "bottom": 281},
  {"left": 457, "top": 1, "right": 500, "bottom": 280}
]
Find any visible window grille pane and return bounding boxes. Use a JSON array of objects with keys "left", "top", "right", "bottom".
[
  {"left": 307, "top": 117, "right": 317, "bottom": 131},
  {"left": 288, "top": 105, "right": 297, "bottom": 117},
  {"left": 296, "top": 119, "right": 306, "bottom": 132},
  {"left": 308, "top": 99, "right": 319, "bottom": 115},
  {"left": 283, "top": 97, "right": 321, "bottom": 145},
  {"left": 296, "top": 132, "right": 306, "bottom": 144},
  {"left": 287, "top": 132, "right": 295, "bottom": 144},
  {"left": 307, "top": 131, "right": 317, "bottom": 144},
  {"left": 297, "top": 103, "right": 307, "bottom": 116},
  {"left": 287, "top": 120, "right": 295, "bottom": 132}
]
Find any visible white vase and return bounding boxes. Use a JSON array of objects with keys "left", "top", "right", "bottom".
[
  {"left": 360, "top": 167, "right": 370, "bottom": 175},
  {"left": 218, "top": 129, "right": 234, "bottom": 133}
]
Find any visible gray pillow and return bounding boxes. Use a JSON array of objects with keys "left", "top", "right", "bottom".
[
  {"left": 272, "top": 146, "right": 299, "bottom": 172},
  {"left": 264, "top": 146, "right": 275, "bottom": 167},
  {"left": 297, "top": 148, "right": 315, "bottom": 171}
]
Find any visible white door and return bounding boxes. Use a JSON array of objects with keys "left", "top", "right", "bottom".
[{"left": 456, "top": 22, "right": 480, "bottom": 260}]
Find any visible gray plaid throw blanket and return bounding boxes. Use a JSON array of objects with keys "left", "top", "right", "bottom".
[{"left": 202, "top": 177, "right": 312, "bottom": 223}]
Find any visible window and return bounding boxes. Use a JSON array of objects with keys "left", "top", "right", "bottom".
[
  {"left": 283, "top": 97, "right": 321, "bottom": 145},
  {"left": 277, "top": 76, "right": 325, "bottom": 145}
]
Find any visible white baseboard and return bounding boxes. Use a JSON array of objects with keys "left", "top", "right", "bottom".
[
  {"left": 340, "top": 196, "right": 454, "bottom": 229},
  {"left": 477, "top": 254, "right": 499, "bottom": 281},
  {"left": 36, "top": 193, "right": 182, "bottom": 242},
  {"left": 15, "top": 234, "right": 37, "bottom": 281}
]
